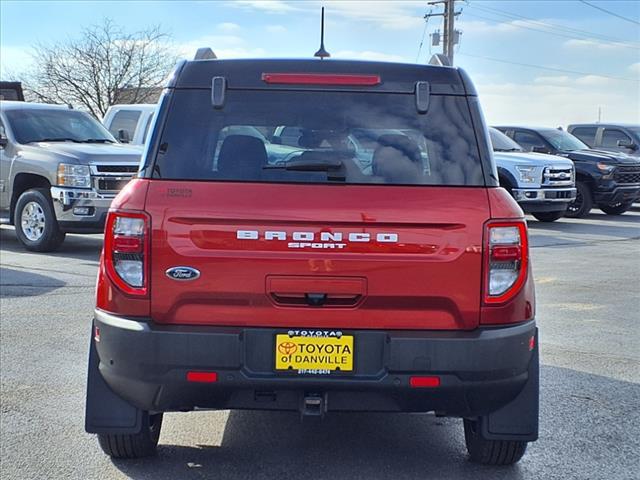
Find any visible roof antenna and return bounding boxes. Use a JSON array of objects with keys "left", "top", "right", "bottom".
[{"left": 314, "top": 7, "right": 330, "bottom": 59}]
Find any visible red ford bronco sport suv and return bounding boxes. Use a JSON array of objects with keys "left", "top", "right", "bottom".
[{"left": 86, "top": 57, "right": 538, "bottom": 465}]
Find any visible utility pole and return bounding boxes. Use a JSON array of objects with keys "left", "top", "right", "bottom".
[
  {"left": 445, "top": 0, "right": 456, "bottom": 64},
  {"left": 425, "top": 0, "right": 462, "bottom": 65}
]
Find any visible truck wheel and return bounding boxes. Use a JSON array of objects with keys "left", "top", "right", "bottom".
[
  {"left": 14, "top": 188, "right": 66, "bottom": 252},
  {"left": 599, "top": 201, "right": 633, "bottom": 215},
  {"left": 565, "top": 181, "right": 592, "bottom": 218},
  {"left": 531, "top": 211, "right": 564, "bottom": 222},
  {"left": 464, "top": 419, "right": 527, "bottom": 465},
  {"left": 97, "top": 412, "right": 163, "bottom": 458}
]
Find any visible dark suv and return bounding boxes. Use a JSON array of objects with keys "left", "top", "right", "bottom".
[
  {"left": 495, "top": 126, "right": 640, "bottom": 216},
  {"left": 86, "top": 54, "right": 539, "bottom": 466},
  {"left": 568, "top": 123, "right": 640, "bottom": 158}
]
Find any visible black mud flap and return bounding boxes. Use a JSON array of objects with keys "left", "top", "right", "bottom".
[
  {"left": 478, "top": 328, "right": 539, "bottom": 442},
  {"left": 85, "top": 327, "right": 143, "bottom": 434}
]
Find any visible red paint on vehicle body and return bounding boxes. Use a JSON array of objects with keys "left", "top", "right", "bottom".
[{"left": 96, "top": 181, "right": 533, "bottom": 328}]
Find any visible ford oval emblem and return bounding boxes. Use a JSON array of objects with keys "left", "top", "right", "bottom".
[{"left": 166, "top": 266, "right": 201, "bottom": 281}]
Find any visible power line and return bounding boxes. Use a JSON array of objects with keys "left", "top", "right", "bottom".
[
  {"left": 416, "top": 13, "right": 430, "bottom": 62},
  {"left": 462, "top": 11, "right": 640, "bottom": 50},
  {"left": 457, "top": 52, "right": 640, "bottom": 82},
  {"left": 579, "top": 0, "right": 640, "bottom": 26},
  {"left": 467, "top": 3, "right": 640, "bottom": 47}
]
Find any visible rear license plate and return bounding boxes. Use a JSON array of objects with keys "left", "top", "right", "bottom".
[{"left": 275, "top": 333, "right": 354, "bottom": 372}]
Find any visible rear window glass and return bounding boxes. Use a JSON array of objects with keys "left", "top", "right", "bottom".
[
  {"left": 153, "top": 90, "right": 484, "bottom": 186},
  {"left": 107, "top": 110, "right": 141, "bottom": 139}
]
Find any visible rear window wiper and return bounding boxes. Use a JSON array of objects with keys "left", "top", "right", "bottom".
[
  {"left": 264, "top": 157, "right": 346, "bottom": 181},
  {"left": 264, "top": 158, "right": 344, "bottom": 172}
]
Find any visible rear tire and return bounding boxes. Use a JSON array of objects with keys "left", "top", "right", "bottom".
[
  {"left": 14, "top": 188, "right": 65, "bottom": 252},
  {"left": 565, "top": 181, "right": 592, "bottom": 218},
  {"left": 464, "top": 419, "right": 527, "bottom": 465},
  {"left": 599, "top": 201, "right": 633, "bottom": 215},
  {"left": 531, "top": 211, "right": 564, "bottom": 222},
  {"left": 97, "top": 413, "right": 163, "bottom": 458}
]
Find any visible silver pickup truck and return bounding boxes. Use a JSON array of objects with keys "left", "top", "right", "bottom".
[
  {"left": 489, "top": 127, "right": 576, "bottom": 222},
  {"left": 0, "top": 101, "right": 141, "bottom": 251}
]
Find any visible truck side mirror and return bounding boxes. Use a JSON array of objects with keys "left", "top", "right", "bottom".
[
  {"left": 617, "top": 139, "right": 637, "bottom": 150},
  {"left": 118, "top": 129, "right": 131, "bottom": 144},
  {"left": 0, "top": 126, "right": 7, "bottom": 148}
]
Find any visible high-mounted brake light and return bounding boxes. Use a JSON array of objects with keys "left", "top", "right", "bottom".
[
  {"left": 104, "top": 211, "right": 150, "bottom": 296},
  {"left": 261, "top": 73, "right": 381, "bottom": 86},
  {"left": 484, "top": 221, "right": 528, "bottom": 304}
]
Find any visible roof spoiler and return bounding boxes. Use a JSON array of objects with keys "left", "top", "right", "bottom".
[
  {"left": 428, "top": 54, "right": 451, "bottom": 67},
  {"left": 194, "top": 47, "right": 217, "bottom": 60}
]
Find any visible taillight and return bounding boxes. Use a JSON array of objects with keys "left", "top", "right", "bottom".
[
  {"left": 484, "top": 221, "right": 528, "bottom": 304},
  {"left": 104, "top": 211, "right": 149, "bottom": 296}
]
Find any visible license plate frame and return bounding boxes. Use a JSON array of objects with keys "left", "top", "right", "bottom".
[{"left": 274, "top": 332, "right": 354, "bottom": 374}]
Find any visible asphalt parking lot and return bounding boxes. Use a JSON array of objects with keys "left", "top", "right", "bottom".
[{"left": 1, "top": 210, "right": 639, "bottom": 480}]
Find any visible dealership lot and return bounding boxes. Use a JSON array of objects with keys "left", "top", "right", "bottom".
[{"left": 1, "top": 211, "right": 639, "bottom": 480}]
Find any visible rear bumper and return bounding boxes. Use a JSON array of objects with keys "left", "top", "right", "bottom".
[
  {"left": 594, "top": 185, "right": 640, "bottom": 205},
  {"left": 92, "top": 309, "right": 537, "bottom": 419}
]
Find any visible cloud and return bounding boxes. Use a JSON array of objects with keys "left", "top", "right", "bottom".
[
  {"left": 629, "top": 62, "right": 640, "bottom": 75},
  {"left": 459, "top": 19, "right": 531, "bottom": 35},
  {"left": 265, "top": 24, "right": 287, "bottom": 34},
  {"left": 533, "top": 75, "right": 572, "bottom": 85},
  {"left": 316, "top": 1, "right": 423, "bottom": 30},
  {"left": 232, "top": 1, "right": 298, "bottom": 14},
  {"left": 563, "top": 38, "right": 629, "bottom": 51},
  {"left": 231, "top": 1, "right": 424, "bottom": 30},
  {"left": 333, "top": 50, "right": 409, "bottom": 63},
  {"left": 176, "top": 35, "right": 265, "bottom": 60},
  {"left": 217, "top": 22, "right": 241, "bottom": 33},
  {"left": 476, "top": 78, "right": 639, "bottom": 126},
  {"left": 533, "top": 74, "right": 613, "bottom": 87}
]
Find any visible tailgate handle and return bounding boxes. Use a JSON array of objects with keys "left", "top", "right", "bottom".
[
  {"left": 305, "top": 293, "right": 327, "bottom": 306},
  {"left": 267, "top": 276, "right": 366, "bottom": 308}
]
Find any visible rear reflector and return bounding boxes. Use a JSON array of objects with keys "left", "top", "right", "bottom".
[
  {"left": 409, "top": 376, "right": 441, "bottom": 388},
  {"left": 186, "top": 371, "right": 218, "bottom": 383},
  {"left": 261, "top": 73, "right": 381, "bottom": 86},
  {"left": 490, "top": 245, "right": 521, "bottom": 262},
  {"left": 113, "top": 235, "right": 143, "bottom": 254}
]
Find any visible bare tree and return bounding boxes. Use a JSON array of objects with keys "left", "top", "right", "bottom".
[{"left": 22, "top": 19, "right": 177, "bottom": 117}]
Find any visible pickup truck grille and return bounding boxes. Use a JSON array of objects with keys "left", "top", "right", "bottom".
[
  {"left": 95, "top": 165, "right": 139, "bottom": 174},
  {"left": 91, "top": 164, "right": 138, "bottom": 194},
  {"left": 614, "top": 166, "right": 640, "bottom": 184},
  {"left": 543, "top": 167, "right": 573, "bottom": 186},
  {"left": 97, "top": 178, "right": 131, "bottom": 191}
]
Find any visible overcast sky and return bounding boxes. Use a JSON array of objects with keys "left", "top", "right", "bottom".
[{"left": 1, "top": 0, "right": 639, "bottom": 126}]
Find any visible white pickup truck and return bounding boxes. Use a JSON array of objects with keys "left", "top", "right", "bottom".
[
  {"left": 488, "top": 127, "right": 576, "bottom": 222},
  {"left": 102, "top": 104, "right": 156, "bottom": 145}
]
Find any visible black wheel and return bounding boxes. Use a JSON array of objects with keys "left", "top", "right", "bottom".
[
  {"left": 97, "top": 412, "right": 163, "bottom": 458},
  {"left": 565, "top": 181, "right": 592, "bottom": 218},
  {"left": 598, "top": 201, "right": 633, "bottom": 215},
  {"left": 14, "top": 188, "right": 65, "bottom": 252},
  {"left": 464, "top": 419, "right": 527, "bottom": 465},
  {"left": 531, "top": 211, "right": 564, "bottom": 222}
]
